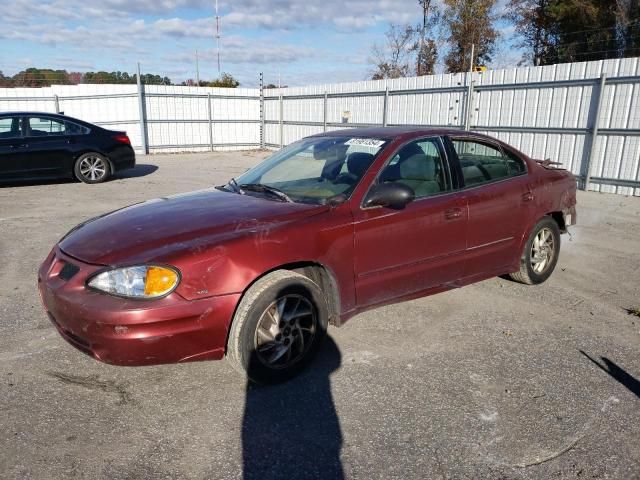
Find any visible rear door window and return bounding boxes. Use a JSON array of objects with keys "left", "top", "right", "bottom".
[
  {"left": 27, "top": 117, "right": 89, "bottom": 137},
  {"left": 451, "top": 139, "right": 512, "bottom": 187}
]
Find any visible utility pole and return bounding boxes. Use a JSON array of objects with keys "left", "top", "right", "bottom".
[
  {"left": 417, "top": 0, "right": 431, "bottom": 76},
  {"left": 215, "top": 0, "right": 221, "bottom": 74},
  {"left": 195, "top": 50, "right": 200, "bottom": 86},
  {"left": 469, "top": 43, "right": 475, "bottom": 72}
]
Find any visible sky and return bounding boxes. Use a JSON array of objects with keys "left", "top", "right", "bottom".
[{"left": 0, "top": 0, "right": 520, "bottom": 87}]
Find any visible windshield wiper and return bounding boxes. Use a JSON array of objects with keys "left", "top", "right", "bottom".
[
  {"left": 229, "top": 178, "right": 245, "bottom": 194},
  {"left": 217, "top": 177, "right": 244, "bottom": 194},
  {"left": 239, "top": 183, "right": 293, "bottom": 202}
]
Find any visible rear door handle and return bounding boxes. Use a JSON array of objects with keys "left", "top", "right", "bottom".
[
  {"left": 10, "top": 143, "right": 28, "bottom": 149},
  {"left": 444, "top": 207, "right": 463, "bottom": 220},
  {"left": 522, "top": 191, "right": 534, "bottom": 202}
]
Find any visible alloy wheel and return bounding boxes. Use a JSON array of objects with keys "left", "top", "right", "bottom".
[
  {"left": 530, "top": 227, "right": 555, "bottom": 274},
  {"left": 79, "top": 156, "right": 107, "bottom": 181},
  {"left": 254, "top": 294, "right": 316, "bottom": 369}
]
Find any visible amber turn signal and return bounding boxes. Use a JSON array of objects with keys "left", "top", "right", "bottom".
[{"left": 144, "top": 267, "right": 179, "bottom": 297}]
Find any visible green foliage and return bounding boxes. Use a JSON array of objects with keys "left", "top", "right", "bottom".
[
  {"left": 0, "top": 69, "right": 172, "bottom": 87},
  {"left": 507, "top": 0, "right": 640, "bottom": 65},
  {"left": 442, "top": 0, "right": 499, "bottom": 73},
  {"left": 11, "top": 68, "right": 73, "bottom": 87},
  {"left": 205, "top": 73, "right": 240, "bottom": 88},
  {"left": 0, "top": 71, "right": 13, "bottom": 87}
]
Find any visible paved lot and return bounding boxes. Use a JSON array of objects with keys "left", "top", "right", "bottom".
[{"left": 1, "top": 152, "right": 639, "bottom": 480}]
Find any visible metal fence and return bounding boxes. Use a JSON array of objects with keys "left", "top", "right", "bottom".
[
  {"left": 264, "top": 57, "right": 640, "bottom": 196},
  {"left": 0, "top": 83, "right": 261, "bottom": 154},
  {"left": 1, "top": 57, "right": 639, "bottom": 195}
]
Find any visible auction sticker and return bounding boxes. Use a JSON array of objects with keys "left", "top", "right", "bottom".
[{"left": 345, "top": 138, "right": 386, "bottom": 148}]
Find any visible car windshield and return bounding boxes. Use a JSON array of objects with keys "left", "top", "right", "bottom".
[{"left": 230, "top": 136, "right": 390, "bottom": 204}]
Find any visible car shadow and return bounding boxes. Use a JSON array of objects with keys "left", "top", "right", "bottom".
[
  {"left": 112, "top": 163, "right": 158, "bottom": 179},
  {"left": 242, "top": 336, "right": 344, "bottom": 480},
  {"left": 580, "top": 350, "right": 640, "bottom": 399},
  {"left": 0, "top": 177, "right": 76, "bottom": 188},
  {"left": 0, "top": 164, "right": 158, "bottom": 187}
]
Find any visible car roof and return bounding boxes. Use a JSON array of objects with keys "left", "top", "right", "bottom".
[
  {"left": 0, "top": 111, "right": 99, "bottom": 129},
  {"left": 309, "top": 126, "right": 498, "bottom": 141}
]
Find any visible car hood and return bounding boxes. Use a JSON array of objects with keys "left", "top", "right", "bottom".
[{"left": 59, "top": 188, "right": 328, "bottom": 266}]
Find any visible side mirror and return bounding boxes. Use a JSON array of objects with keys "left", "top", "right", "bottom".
[{"left": 363, "top": 182, "right": 415, "bottom": 209}]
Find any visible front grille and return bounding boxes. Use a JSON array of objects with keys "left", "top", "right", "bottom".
[{"left": 58, "top": 262, "right": 80, "bottom": 281}]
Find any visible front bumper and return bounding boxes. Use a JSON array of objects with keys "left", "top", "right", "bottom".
[{"left": 37, "top": 247, "right": 240, "bottom": 366}]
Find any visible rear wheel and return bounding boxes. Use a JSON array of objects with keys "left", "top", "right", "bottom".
[
  {"left": 74, "top": 153, "right": 110, "bottom": 184},
  {"left": 509, "top": 217, "right": 561, "bottom": 285},
  {"left": 226, "top": 270, "right": 329, "bottom": 384}
]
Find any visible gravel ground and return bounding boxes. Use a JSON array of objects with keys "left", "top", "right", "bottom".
[{"left": 1, "top": 151, "right": 639, "bottom": 480}]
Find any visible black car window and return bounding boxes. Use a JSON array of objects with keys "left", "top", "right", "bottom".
[
  {"left": 0, "top": 116, "right": 23, "bottom": 139},
  {"left": 379, "top": 138, "right": 450, "bottom": 198},
  {"left": 451, "top": 139, "right": 512, "bottom": 187},
  {"left": 65, "top": 121, "right": 90, "bottom": 135},
  {"left": 503, "top": 148, "right": 527, "bottom": 175},
  {"left": 26, "top": 117, "right": 89, "bottom": 137}
]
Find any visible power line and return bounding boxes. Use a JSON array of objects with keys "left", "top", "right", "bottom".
[{"left": 552, "top": 19, "right": 640, "bottom": 38}]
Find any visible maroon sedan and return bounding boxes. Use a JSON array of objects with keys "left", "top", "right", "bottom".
[{"left": 38, "top": 128, "right": 576, "bottom": 383}]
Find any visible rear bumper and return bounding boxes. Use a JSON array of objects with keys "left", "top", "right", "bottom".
[
  {"left": 109, "top": 145, "right": 136, "bottom": 171},
  {"left": 38, "top": 247, "right": 240, "bottom": 366}
]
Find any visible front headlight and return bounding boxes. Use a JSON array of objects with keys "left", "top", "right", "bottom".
[{"left": 87, "top": 265, "right": 180, "bottom": 299}]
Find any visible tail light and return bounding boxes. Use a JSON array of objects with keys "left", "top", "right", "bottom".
[{"left": 112, "top": 134, "right": 131, "bottom": 145}]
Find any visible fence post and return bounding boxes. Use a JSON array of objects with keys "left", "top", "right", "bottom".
[
  {"left": 323, "top": 91, "right": 328, "bottom": 132},
  {"left": 279, "top": 93, "right": 284, "bottom": 148},
  {"left": 382, "top": 86, "right": 389, "bottom": 127},
  {"left": 582, "top": 74, "right": 607, "bottom": 190},
  {"left": 464, "top": 72, "right": 474, "bottom": 131},
  {"left": 53, "top": 95, "right": 60, "bottom": 114},
  {"left": 259, "top": 72, "right": 265, "bottom": 149},
  {"left": 136, "top": 63, "right": 148, "bottom": 155},
  {"left": 207, "top": 93, "right": 214, "bottom": 151}
]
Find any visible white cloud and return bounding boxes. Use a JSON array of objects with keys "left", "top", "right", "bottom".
[{"left": 0, "top": 0, "right": 435, "bottom": 82}]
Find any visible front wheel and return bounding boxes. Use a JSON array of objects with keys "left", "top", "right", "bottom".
[
  {"left": 226, "top": 270, "right": 329, "bottom": 384},
  {"left": 74, "top": 153, "right": 111, "bottom": 184},
  {"left": 509, "top": 217, "right": 561, "bottom": 285}
]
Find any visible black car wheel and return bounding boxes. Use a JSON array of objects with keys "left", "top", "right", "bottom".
[
  {"left": 74, "top": 153, "right": 111, "bottom": 184},
  {"left": 226, "top": 270, "right": 329, "bottom": 384}
]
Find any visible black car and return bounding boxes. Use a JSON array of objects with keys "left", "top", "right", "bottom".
[{"left": 0, "top": 112, "right": 135, "bottom": 184}]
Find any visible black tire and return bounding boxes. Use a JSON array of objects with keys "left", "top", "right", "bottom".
[
  {"left": 74, "top": 153, "right": 111, "bottom": 184},
  {"left": 227, "top": 270, "right": 329, "bottom": 384},
  {"left": 510, "top": 216, "right": 561, "bottom": 285}
]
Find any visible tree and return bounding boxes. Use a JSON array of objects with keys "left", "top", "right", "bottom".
[
  {"left": 547, "top": 0, "right": 619, "bottom": 63},
  {"left": 506, "top": 0, "right": 558, "bottom": 65},
  {"left": 207, "top": 73, "right": 240, "bottom": 88},
  {"left": 68, "top": 72, "right": 84, "bottom": 84},
  {"left": 82, "top": 71, "right": 171, "bottom": 85},
  {"left": 442, "top": 0, "right": 499, "bottom": 73},
  {"left": 0, "top": 71, "right": 12, "bottom": 87},
  {"left": 370, "top": 24, "right": 418, "bottom": 79},
  {"left": 507, "top": 0, "right": 639, "bottom": 65},
  {"left": 11, "top": 68, "right": 72, "bottom": 87},
  {"left": 416, "top": 0, "right": 439, "bottom": 75},
  {"left": 617, "top": 0, "right": 640, "bottom": 57}
]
